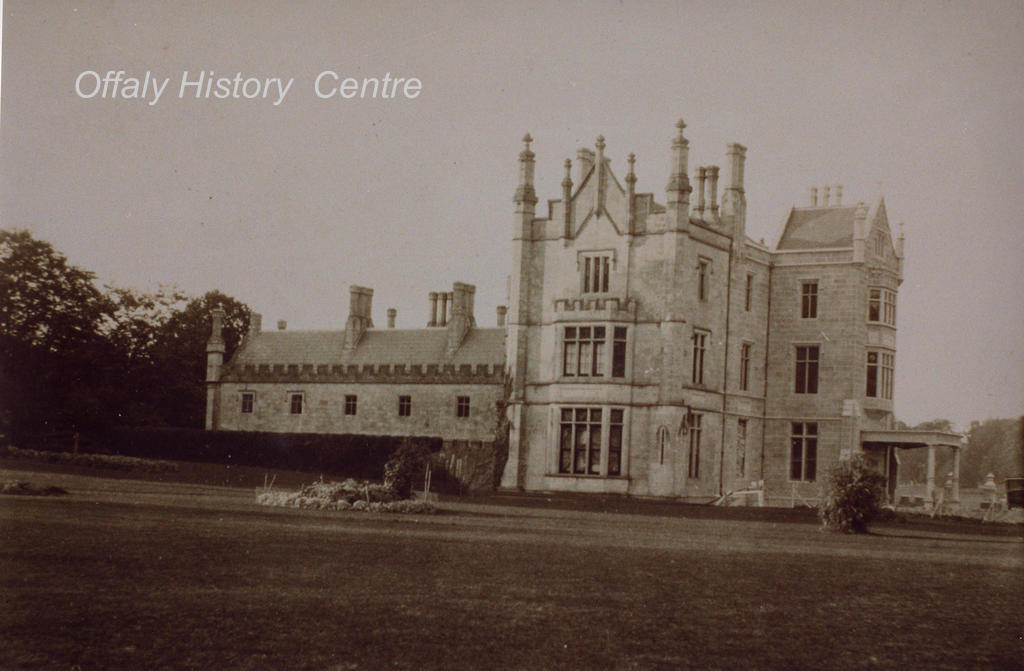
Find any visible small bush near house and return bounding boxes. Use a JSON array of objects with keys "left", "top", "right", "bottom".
[
  {"left": 382, "top": 438, "right": 433, "bottom": 499},
  {"left": 819, "top": 455, "right": 888, "bottom": 533}
]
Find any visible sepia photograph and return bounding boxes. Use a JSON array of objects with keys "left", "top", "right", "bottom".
[{"left": 1, "top": 1, "right": 1022, "bottom": 669}]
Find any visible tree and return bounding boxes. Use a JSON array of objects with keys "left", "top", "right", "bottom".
[
  {"left": 147, "top": 291, "right": 250, "bottom": 427},
  {"left": 0, "top": 229, "right": 112, "bottom": 351},
  {"left": 0, "top": 229, "right": 117, "bottom": 439}
]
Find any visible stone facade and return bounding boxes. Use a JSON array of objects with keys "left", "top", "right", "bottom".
[
  {"left": 207, "top": 118, "right": 951, "bottom": 505},
  {"left": 501, "top": 121, "right": 910, "bottom": 504}
]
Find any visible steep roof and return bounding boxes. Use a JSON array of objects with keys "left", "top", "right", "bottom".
[
  {"left": 776, "top": 206, "right": 859, "bottom": 250},
  {"left": 230, "top": 327, "right": 505, "bottom": 367}
]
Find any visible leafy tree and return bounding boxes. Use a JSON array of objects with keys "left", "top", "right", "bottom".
[
  {"left": 0, "top": 229, "right": 117, "bottom": 439},
  {"left": 147, "top": 291, "right": 250, "bottom": 427},
  {"left": 0, "top": 229, "right": 112, "bottom": 351}
]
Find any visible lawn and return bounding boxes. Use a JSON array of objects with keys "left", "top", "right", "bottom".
[{"left": 1, "top": 466, "right": 1021, "bottom": 670}]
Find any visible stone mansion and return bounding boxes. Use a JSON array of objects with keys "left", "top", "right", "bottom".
[{"left": 205, "top": 119, "right": 962, "bottom": 506}]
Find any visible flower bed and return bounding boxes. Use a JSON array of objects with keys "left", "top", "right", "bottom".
[
  {"left": 2, "top": 445, "right": 180, "bottom": 473},
  {"left": 1, "top": 480, "right": 69, "bottom": 496},
  {"left": 256, "top": 477, "right": 436, "bottom": 514}
]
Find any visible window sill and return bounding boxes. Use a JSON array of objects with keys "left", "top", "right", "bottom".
[{"left": 547, "top": 472, "right": 629, "bottom": 480}]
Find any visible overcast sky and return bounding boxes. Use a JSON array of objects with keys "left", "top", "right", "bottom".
[{"left": 2, "top": 1, "right": 1022, "bottom": 428}]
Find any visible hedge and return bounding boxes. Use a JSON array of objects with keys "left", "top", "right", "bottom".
[{"left": 14, "top": 428, "right": 442, "bottom": 480}]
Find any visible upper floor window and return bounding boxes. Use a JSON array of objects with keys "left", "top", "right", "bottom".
[
  {"left": 456, "top": 395, "right": 470, "bottom": 418},
  {"left": 697, "top": 258, "right": 711, "bottom": 301},
  {"left": 241, "top": 392, "right": 255, "bottom": 414},
  {"left": 868, "top": 288, "right": 896, "bottom": 326},
  {"left": 795, "top": 345, "right": 819, "bottom": 394},
  {"left": 344, "top": 394, "right": 357, "bottom": 416},
  {"left": 581, "top": 253, "right": 611, "bottom": 293},
  {"left": 739, "top": 342, "right": 752, "bottom": 391},
  {"left": 398, "top": 395, "right": 411, "bottom": 417},
  {"left": 687, "top": 412, "right": 703, "bottom": 478},
  {"left": 657, "top": 425, "right": 669, "bottom": 465},
  {"left": 563, "top": 326, "right": 605, "bottom": 377},
  {"left": 790, "top": 422, "right": 818, "bottom": 482},
  {"left": 800, "top": 281, "right": 818, "bottom": 318},
  {"left": 289, "top": 393, "right": 304, "bottom": 415},
  {"left": 562, "top": 325, "right": 627, "bottom": 379},
  {"left": 691, "top": 329, "right": 709, "bottom": 385},
  {"left": 744, "top": 273, "right": 754, "bottom": 311},
  {"left": 866, "top": 350, "right": 894, "bottom": 400}
]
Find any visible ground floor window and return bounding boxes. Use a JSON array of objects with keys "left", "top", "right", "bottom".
[
  {"left": 687, "top": 412, "right": 703, "bottom": 478},
  {"left": 241, "top": 392, "right": 254, "bottom": 414},
  {"left": 790, "top": 422, "right": 817, "bottom": 481},
  {"left": 344, "top": 394, "right": 357, "bottom": 415},
  {"left": 398, "top": 395, "right": 411, "bottom": 417},
  {"left": 557, "top": 406, "right": 625, "bottom": 476},
  {"left": 736, "top": 419, "right": 747, "bottom": 480},
  {"left": 456, "top": 395, "right": 470, "bottom": 418}
]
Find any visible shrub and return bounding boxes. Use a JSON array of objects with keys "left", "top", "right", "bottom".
[
  {"left": 382, "top": 438, "right": 433, "bottom": 499},
  {"left": 819, "top": 454, "right": 888, "bottom": 533}
]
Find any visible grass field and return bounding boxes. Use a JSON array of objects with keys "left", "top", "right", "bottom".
[{"left": 1, "top": 465, "right": 1021, "bottom": 670}]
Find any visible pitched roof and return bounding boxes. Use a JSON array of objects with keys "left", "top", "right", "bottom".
[
  {"left": 776, "top": 206, "right": 859, "bottom": 250},
  {"left": 230, "top": 327, "right": 505, "bottom": 367}
]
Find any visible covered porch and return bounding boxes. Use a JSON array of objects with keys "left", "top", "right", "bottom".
[{"left": 860, "top": 429, "right": 965, "bottom": 506}]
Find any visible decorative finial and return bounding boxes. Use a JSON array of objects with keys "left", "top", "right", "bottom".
[
  {"left": 522, "top": 133, "right": 533, "bottom": 150},
  {"left": 627, "top": 153, "right": 636, "bottom": 167},
  {"left": 596, "top": 135, "right": 605, "bottom": 151},
  {"left": 676, "top": 118, "right": 687, "bottom": 131},
  {"left": 564, "top": 158, "right": 572, "bottom": 171}
]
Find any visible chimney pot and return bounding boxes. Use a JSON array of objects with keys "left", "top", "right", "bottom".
[
  {"left": 277, "top": 320, "right": 287, "bottom": 331},
  {"left": 834, "top": 185, "right": 843, "bottom": 206},
  {"left": 249, "top": 312, "right": 262, "bottom": 335},
  {"left": 497, "top": 305, "right": 507, "bottom": 327},
  {"left": 823, "top": 185, "right": 831, "bottom": 207},
  {"left": 387, "top": 308, "right": 396, "bottom": 328},
  {"left": 809, "top": 187, "right": 818, "bottom": 207}
]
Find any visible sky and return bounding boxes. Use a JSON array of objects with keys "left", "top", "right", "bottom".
[{"left": 2, "top": 1, "right": 1022, "bottom": 428}]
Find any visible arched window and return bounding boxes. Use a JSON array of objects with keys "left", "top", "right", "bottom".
[{"left": 657, "top": 426, "right": 669, "bottom": 465}]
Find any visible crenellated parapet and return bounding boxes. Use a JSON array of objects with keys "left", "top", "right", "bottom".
[
  {"left": 552, "top": 295, "right": 637, "bottom": 321},
  {"left": 221, "top": 361, "right": 504, "bottom": 384}
]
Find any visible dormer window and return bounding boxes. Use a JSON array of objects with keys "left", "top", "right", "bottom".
[{"left": 580, "top": 252, "right": 612, "bottom": 293}]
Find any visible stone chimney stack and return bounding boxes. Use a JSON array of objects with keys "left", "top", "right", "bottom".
[
  {"left": 496, "top": 305, "right": 507, "bottom": 327},
  {"left": 721, "top": 143, "right": 748, "bottom": 242},
  {"left": 249, "top": 312, "right": 262, "bottom": 336},
  {"left": 438, "top": 292, "right": 450, "bottom": 326},
  {"left": 446, "top": 282, "right": 476, "bottom": 355},
  {"left": 576, "top": 148, "right": 595, "bottom": 185},
  {"left": 205, "top": 307, "right": 227, "bottom": 430},
  {"left": 343, "top": 285, "right": 374, "bottom": 351},
  {"left": 428, "top": 292, "right": 439, "bottom": 327},
  {"left": 853, "top": 202, "right": 869, "bottom": 262},
  {"left": 387, "top": 308, "right": 396, "bottom": 328},
  {"left": 809, "top": 187, "right": 818, "bottom": 206},
  {"left": 823, "top": 185, "right": 831, "bottom": 207},
  {"left": 665, "top": 119, "right": 692, "bottom": 229},
  {"left": 706, "top": 165, "right": 719, "bottom": 220},
  {"left": 694, "top": 167, "right": 707, "bottom": 218},
  {"left": 834, "top": 184, "right": 843, "bottom": 206},
  {"left": 277, "top": 320, "right": 287, "bottom": 331}
]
